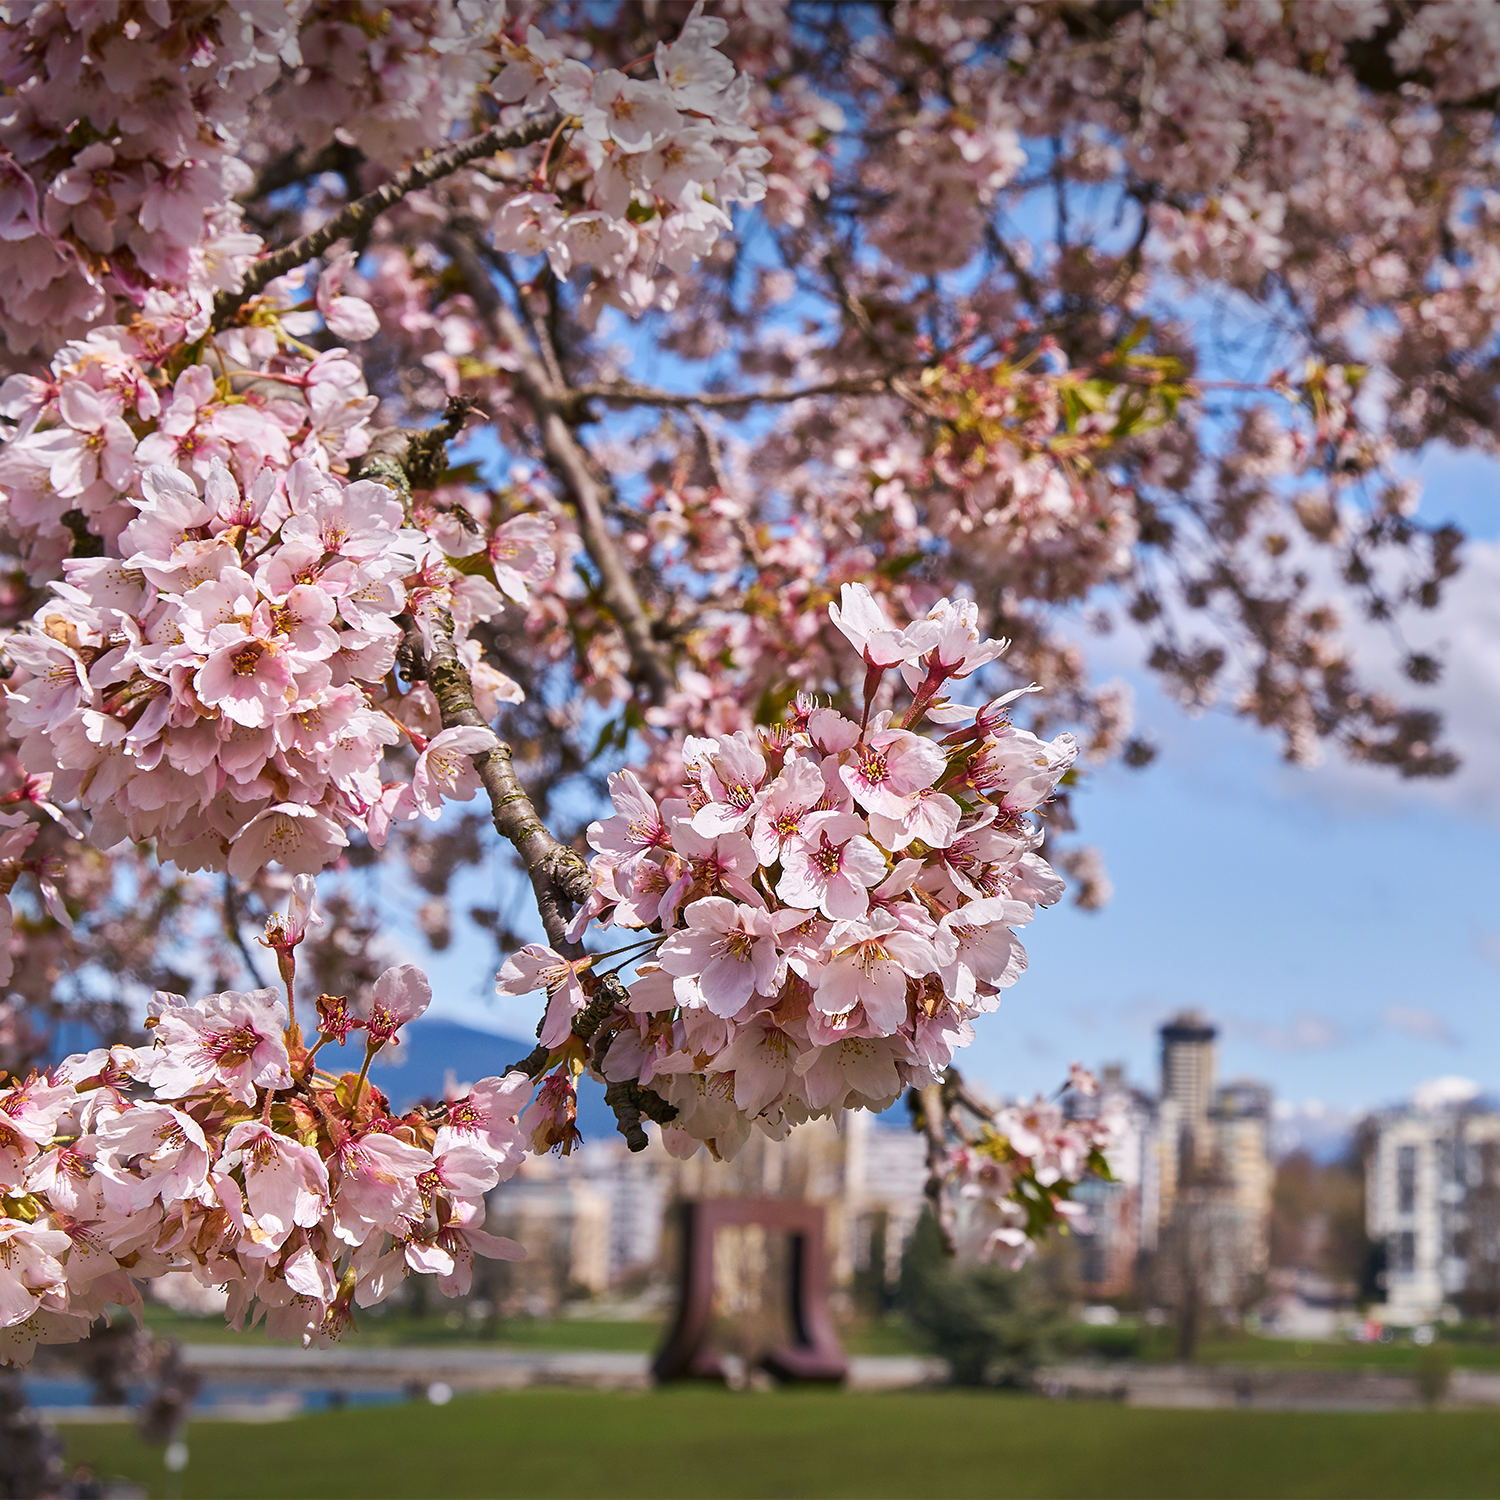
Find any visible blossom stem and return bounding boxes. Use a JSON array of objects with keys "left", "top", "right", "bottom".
[
  {"left": 586, "top": 936, "right": 661, "bottom": 963},
  {"left": 353, "top": 1043, "right": 377, "bottom": 1101},
  {"left": 859, "top": 661, "right": 886, "bottom": 730},
  {"left": 532, "top": 115, "right": 575, "bottom": 190},
  {"left": 421, "top": 607, "right": 591, "bottom": 954},
  {"left": 443, "top": 233, "right": 675, "bottom": 704}
]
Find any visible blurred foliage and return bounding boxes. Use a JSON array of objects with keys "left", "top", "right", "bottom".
[{"left": 897, "top": 1212, "right": 1072, "bottom": 1386}]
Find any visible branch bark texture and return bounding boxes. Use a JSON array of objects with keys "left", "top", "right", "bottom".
[{"left": 424, "top": 609, "right": 590, "bottom": 953}]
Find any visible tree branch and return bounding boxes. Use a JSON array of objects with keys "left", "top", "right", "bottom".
[
  {"left": 443, "top": 231, "right": 676, "bottom": 704},
  {"left": 423, "top": 609, "right": 591, "bottom": 953},
  {"left": 222, "top": 875, "right": 270, "bottom": 990},
  {"left": 213, "top": 113, "right": 561, "bottom": 331},
  {"left": 571, "top": 375, "right": 902, "bottom": 409}
]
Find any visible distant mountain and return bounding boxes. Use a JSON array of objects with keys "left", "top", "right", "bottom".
[{"left": 362, "top": 1018, "right": 619, "bottom": 1141}]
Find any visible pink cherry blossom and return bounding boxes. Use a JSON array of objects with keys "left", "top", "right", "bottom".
[
  {"left": 658, "top": 896, "right": 792, "bottom": 1018},
  {"left": 816, "top": 910, "right": 938, "bottom": 1034},
  {"left": 495, "top": 945, "right": 588, "bottom": 1050},
  {"left": 363, "top": 965, "right": 432, "bottom": 1048},
  {"left": 411, "top": 726, "right": 500, "bottom": 818},
  {"left": 217, "top": 1122, "right": 330, "bottom": 1246},
  {"left": 776, "top": 810, "right": 888, "bottom": 920},
  {"left": 434, "top": 1072, "right": 534, "bottom": 1172},
  {"left": 689, "top": 730, "right": 768, "bottom": 837},
  {"left": 828, "top": 582, "right": 938, "bottom": 669},
  {"left": 840, "top": 728, "right": 948, "bottom": 820},
  {"left": 148, "top": 988, "right": 292, "bottom": 1106}
]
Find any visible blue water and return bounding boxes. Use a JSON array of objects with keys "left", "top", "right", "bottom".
[{"left": 22, "top": 1375, "right": 408, "bottom": 1414}]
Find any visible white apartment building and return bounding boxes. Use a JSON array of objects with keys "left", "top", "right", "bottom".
[{"left": 1366, "top": 1090, "right": 1500, "bottom": 1324}]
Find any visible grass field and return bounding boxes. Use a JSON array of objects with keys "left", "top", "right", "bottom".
[
  {"left": 138, "top": 1305, "right": 1500, "bottom": 1368},
  {"left": 61, "top": 1388, "right": 1500, "bottom": 1500}
]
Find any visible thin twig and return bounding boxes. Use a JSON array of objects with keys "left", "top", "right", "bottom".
[
  {"left": 222, "top": 875, "right": 270, "bottom": 990},
  {"left": 444, "top": 230, "right": 676, "bottom": 703},
  {"left": 213, "top": 113, "right": 561, "bottom": 330},
  {"left": 913, "top": 1081, "right": 956, "bottom": 1254},
  {"left": 572, "top": 375, "right": 902, "bottom": 410}
]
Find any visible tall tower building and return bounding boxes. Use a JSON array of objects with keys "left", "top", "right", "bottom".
[
  {"left": 1157, "top": 1010, "right": 1217, "bottom": 1223},
  {"left": 1160, "top": 1010, "right": 1217, "bottom": 1132}
]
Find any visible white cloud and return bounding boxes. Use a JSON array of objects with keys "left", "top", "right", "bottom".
[
  {"left": 1384, "top": 1005, "right": 1459, "bottom": 1046},
  {"left": 1412, "top": 1075, "right": 1480, "bottom": 1111},
  {"left": 1274, "top": 537, "right": 1500, "bottom": 821},
  {"left": 1242, "top": 1011, "right": 1344, "bottom": 1053}
]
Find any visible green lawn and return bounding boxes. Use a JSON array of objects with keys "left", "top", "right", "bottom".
[
  {"left": 139, "top": 1304, "right": 1500, "bottom": 1370},
  {"left": 1121, "top": 1325, "right": 1500, "bottom": 1371},
  {"left": 137, "top": 1306, "right": 921, "bottom": 1357},
  {"left": 61, "top": 1389, "right": 1500, "bottom": 1499}
]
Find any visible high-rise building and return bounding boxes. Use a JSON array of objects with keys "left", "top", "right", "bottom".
[
  {"left": 1072, "top": 1012, "right": 1273, "bottom": 1305},
  {"left": 1211, "top": 1079, "right": 1273, "bottom": 1273},
  {"left": 1161, "top": 1009, "right": 1217, "bottom": 1129},
  {"left": 1069, "top": 1064, "right": 1162, "bottom": 1297},
  {"left": 1367, "top": 1092, "right": 1500, "bottom": 1324}
]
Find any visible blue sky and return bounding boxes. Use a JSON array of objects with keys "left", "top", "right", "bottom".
[{"left": 396, "top": 436, "right": 1499, "bottom": 1149}]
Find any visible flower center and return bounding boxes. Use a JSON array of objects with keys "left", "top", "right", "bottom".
[
  {"left": 231, "top": 642, "right": 264, "bottom": 676},
  {"left": 203, "top": 1023, "right": 261, "bottom": 1066},
  {"left": 811, "top": 838, "right": 843, "bottom": 876},
  {"left": 627, "top": 815, "right": 663, "bottom": 846},
  {"left": 721, "top": 929, "right": 755, "bottom": 961},
  {"left": 449, "top": 1099, "right": 487, "bottom": 1129}
]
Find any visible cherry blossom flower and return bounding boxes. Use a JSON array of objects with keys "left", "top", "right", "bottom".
[
  {"left": 588, "top": 770, "right": 674, "bottom": 859},
  {"left": 148, "top": 988, "right": 292, "bottom": 1106},
  {"left": 403, "top": 1204, "right": 524, "bottom": 1297},
  {"left": 817, "top": 910, "right": 938, "bottom": 1033},
  {"left": 776, "top": 810, "right": 888, "bottom": 920},
  {"left": 434, "top": 1072, "right": 534, "bottom": 1171},
  {"left": 316, "top": 252, "right": 379, "bottom": 342},
  {"left": 495, "top": 946, "right": 588, "bottom": 1049},
  {"left": 828, "top": 583, "right": 938, "bottom": 669},
  {"left": 411, "top": 726, "right": 500, "bottom": 818},
  {"left": 658, "top": 897, "right": 794, "bottom": 1018},
  {"left": 840, "top": 729, "right": 948, "bottom": 820},
  {"left": 330, "top": 1130, "right": 434, "bottom": 1242},
  {"left": 749, "top": 754, "right": 833, "bottom": 865},
  {"left": 902, "top": 597, "right": 1011, "bottom": 690},
  {"left": 264, "top": 874, "right": 322, "bottom": 952},
  {"left": 689, "top": 730, "right": 768, "bottom": 837},
  {"left": 519, "top": 1071, "right": 581, "bottom": 1155},
  {"left": 363, "top": 965, "right": 432, "bottom": 1049},
  {"left": 0, "top": 1218, "right": 70, "bottom": 1329},
  {"left": 934, "top": 898, "right": 1032, "bottom": 1006},
  {"left": 217, "top": 1123, "right": 330, "bottom": 1247}
]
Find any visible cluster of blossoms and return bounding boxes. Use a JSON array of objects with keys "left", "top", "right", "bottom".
[
  {"left": 4, "top": 0, "right": 1479, "bottom": 1361},
  {"left": 2, "top": 440, "right": 553, "bottom": 873},
  {"left": 498, "top": 585, "right": 1077, "bottom": 1162},
  {"left": 0, "top": 878, "right": 538, "bottom": 1364},
  {"left": 0, "top": 2, "right": 296, "bottom": 351},
  {"left": 940, "top": 1065, "right": 1118, "bottom": 1269},
  {"left": 490, "top": 4, "right": 770, "bottom": 322},
  {"left": 0, "top": 1, "right": 769, "bottom": 360}
]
